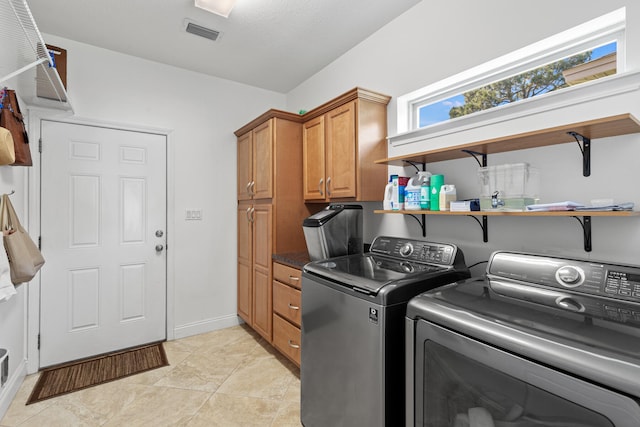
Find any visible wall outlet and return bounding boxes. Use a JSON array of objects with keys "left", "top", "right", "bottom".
[{"left": 185, "top": 209, "right": 202, "bottom": 220}]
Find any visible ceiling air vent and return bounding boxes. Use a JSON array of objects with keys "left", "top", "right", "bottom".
[{"left": 185, "top": 21, "right": 221, "bottom": 41}]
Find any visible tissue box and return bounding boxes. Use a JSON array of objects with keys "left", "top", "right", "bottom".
[{"left": 478, "top": 163, "right": 539, "bottom": 211}]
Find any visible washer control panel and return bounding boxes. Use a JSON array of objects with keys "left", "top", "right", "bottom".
[
  {"left": 370, "top": 236, "right": 458, "bottom": 266},
  {"left": 489, "top": 251, "right": 640, "bottom": 303}
]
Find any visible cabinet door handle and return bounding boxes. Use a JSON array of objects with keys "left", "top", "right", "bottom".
[
  {"left": 247, "top": 207, "right": 255, "bottom": 222},
  {"left": 248, "top": 181, "right": 255, "bottom": 196},
  {"left": 245, "top": 181, "right": 252, "bottom": 196},
  {"left": 288, "top": 275, "right": 300, "bottom": 282},
  {"left": 288, "top": 303, "right": 300, "bottom": 310},
  {"left": 288, "top": 340, "right": 300, "bottom": 349},
  {"left": 326, "top": 176, "right": 331, "bottom": 197},
  {"left": 318, "top": 178, "right": 324, "bottom": 196}
]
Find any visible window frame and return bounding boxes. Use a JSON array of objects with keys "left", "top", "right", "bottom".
[{"left": 396, "top": 8, "right": 626, "bottom": 134}]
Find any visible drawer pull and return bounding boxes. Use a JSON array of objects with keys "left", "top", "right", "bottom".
[
  {"left": 288, "top": 275, "right": 300, "bottom": 281},
  {"left": 288, "top": 340, "right": 300, "bottom": 349},
  {"left": 288, "top": 303, "right": 300, "bottom": 310}
]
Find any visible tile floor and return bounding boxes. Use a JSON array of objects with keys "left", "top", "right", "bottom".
[{"left": 0, "top": 324, "right": 301, "bottom": 426}]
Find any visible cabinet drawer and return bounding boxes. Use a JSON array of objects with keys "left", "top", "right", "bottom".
[
  {"left": 273, "top": 314, "right": 301, "bottom": 367},
  {"left": 273, "top": 262, "right": 302, "bottom": 289},
  {"left": 273, "top": 280, "right": 301, "bottom": 326}
]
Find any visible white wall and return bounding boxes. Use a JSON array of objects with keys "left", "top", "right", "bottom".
[
  {"left": 2, "top": 31, "right": 285, "bottom": 414},
  {"left": 0, "top": 121, "right": 29, "bottom": 414},
  {"left": 3, "top": 0, "right": 640, "bottom": 415},
  {"left": 287, "top": 0, "right": 640, "bottom": 276},
  {"left": 37, "top": 35, "right": 286, "bottom": 337}
]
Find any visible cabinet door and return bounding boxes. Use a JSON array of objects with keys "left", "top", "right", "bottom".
[
  {"left": 326, "top": 101, "right": 357, "bottom": 199},
  {"left": 252, "top": 120, "right": 273, "bottom": 200},
  {"left": 252, "top": 204, "right": 273, "bottom": 341},
  {"left": 237, "top": 203, "right": 253, "bottom": 324},
  {"left": 302, "top": 115, "right": 327, "bottom": 201},
  {"left": 237, "top": 132, "right": 252, "bottom": 201}
]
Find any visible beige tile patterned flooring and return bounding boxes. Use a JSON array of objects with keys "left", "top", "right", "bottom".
[{"left": 0, "top": 324, "right": 301, "bottom": 427}]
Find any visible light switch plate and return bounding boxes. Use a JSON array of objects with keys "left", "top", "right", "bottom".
[{"left": 185, "top": 209, "right": 203, "bottom": 220}]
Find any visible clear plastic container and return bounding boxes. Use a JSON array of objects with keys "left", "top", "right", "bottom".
[{"left": 477, "top": 163, "right": 539, "bottom": 211}]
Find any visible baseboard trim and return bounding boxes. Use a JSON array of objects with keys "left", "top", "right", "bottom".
[
  {"left": 172, "top": 314, "right": 241, "bottom": 340},
  {"left": 0, "top": 358, "right": 27, "bottom": 420}
]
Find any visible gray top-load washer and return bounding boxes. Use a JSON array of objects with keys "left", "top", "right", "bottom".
[
  {"left": 301, "top": 235, "right": 469, "bottom": 427},
  {"left": 406, "top": 251, "right": 640, "bottom": 426}
]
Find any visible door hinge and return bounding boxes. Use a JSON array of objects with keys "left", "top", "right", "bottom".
[
  {"left": 39, "top": 138, "right": 42, "bottom": 153},
  {"left": 37, "top": 334, "right": 40, "bottom": 350},
  {"left": 38, "top": 236, "right": 42, "bottom": 250}
]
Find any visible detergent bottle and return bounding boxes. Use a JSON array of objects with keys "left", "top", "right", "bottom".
[
  {"left": 404, "top": 173, "right": 422, "bottom": 210},
  {"left": 383, "top": 175, "right": 395, "bottom": 210}
]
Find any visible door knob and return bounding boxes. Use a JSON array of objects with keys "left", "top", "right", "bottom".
[
  {"left": 155, "top": 244, "right": 164, "bottom": 252},
  {"left": 155, "top": 230, "right": 164, "bottom": 237}
]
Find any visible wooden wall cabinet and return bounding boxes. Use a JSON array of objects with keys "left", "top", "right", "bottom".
[
  {"left": 237, "top": 120, "right": 273, "bottom": 200},
  {"left": 235, "top": 88, "right": 389, "bottom": 359},
  {"left": 235, "top": 112, "right": 311, "bottom": 342},
  {"left": 302, "top": 88, "right": 390, "bottom": 202}
]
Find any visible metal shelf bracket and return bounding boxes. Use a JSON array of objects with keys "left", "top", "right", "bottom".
[
  {"left": 567, "top": 131, "right": 591, "bottom": 177},
  {"left": 404, "top": 160, "right": 425, "bottom": 173},
  {"left": 462, "top": 150, "right": 487, "bottom": 167},
  {"left": 571, "top": 215, "right": 592, "bottom": 252},
  {"left": 407, "top": 213, "right": 426, "bottom": 237},
  {"left": 467, "top": 215, "right": 489, "bottom": 242}
]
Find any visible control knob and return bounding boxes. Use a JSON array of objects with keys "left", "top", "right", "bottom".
[
  {"left": 556, "top": 265, "right": 584, "bottom": 288},
  {"left": 399, "top": 243, "right": 413, "bottom": 257}
]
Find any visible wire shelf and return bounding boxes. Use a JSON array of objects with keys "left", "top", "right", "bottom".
[{"left": 0, "top": 0, "right": 70, "bottom": 108}]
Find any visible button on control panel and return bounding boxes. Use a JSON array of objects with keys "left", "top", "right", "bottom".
[
  {"left": 604, "top": 270, "right": 640, "bottom": 301},
  {"left": 370, "top": 237, "right": 457, "bottom": 266}
]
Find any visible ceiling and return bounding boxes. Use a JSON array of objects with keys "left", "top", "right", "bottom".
[{"left": 26, "top": 0, "right": 421, "bottom": 93}]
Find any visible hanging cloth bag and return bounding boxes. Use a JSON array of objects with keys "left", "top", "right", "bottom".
[
  {"left": 1, "top": 194, "right": 45, "bottom": 284},
  {"left": 0, "top": 241, "right": 15, "bottom": 302},
  {"left": 0, "top": 88, "right": 32, "bottom": 166},
  {"left": 0, "top": 127, "right": 16, "bottom": 166}
]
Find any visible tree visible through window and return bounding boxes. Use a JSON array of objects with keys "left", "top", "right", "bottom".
[{"left": 418, "top": 42, "right": 617, "bottom": 128}]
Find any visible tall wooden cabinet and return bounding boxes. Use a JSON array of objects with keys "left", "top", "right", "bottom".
[
  {"left": 235, "top": 111, "right": 310, "bottom": 342},
  {"left": 235, "top": 88, "right": 390, "bottom": 358},
  {"left": 303, "top": 88, "right": 391, "bottom": 202},
  {"left": 237, "top": 120, "right": 274, "bottom": 201}
]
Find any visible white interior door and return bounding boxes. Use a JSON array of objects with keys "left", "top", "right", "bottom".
[{"left": 39, "top": 120, "right": 167, "bottom": 367}]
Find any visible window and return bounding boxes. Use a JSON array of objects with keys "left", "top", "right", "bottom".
[{"left": 397, "top": 8, "right": 626, "bottom": 134}]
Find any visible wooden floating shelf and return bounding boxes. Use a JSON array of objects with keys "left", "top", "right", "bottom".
[
  {"left": 375, "top": 209, "right": 640, "bottom": 251},
  {"left": 374, "top": 113, "right": 640, "bottom": 251},
  {"left": 376, "top": 113, "right": 640, "bottom": 166},
  {"left": 374, "top": 210, "right": 640, "bottom": 217}
]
